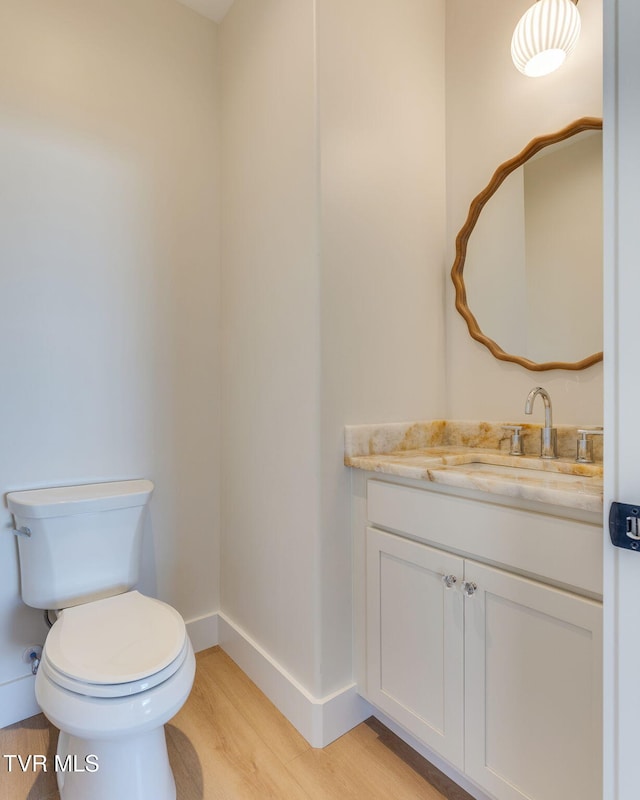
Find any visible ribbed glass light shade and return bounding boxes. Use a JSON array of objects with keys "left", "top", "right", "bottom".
[{"left": 511, "top": 0, "right": 581, "bottom": 77}]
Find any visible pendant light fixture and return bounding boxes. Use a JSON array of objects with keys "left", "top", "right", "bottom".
[{"left": 511, "top": 0, "right": 581, "bottom": 77}]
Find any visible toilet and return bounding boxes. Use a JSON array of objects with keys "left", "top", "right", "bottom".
[{"left": 7, "top": 480, "right": 195, "bottom": 800}]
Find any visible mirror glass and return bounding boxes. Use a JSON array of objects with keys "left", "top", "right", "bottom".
[{"left": 452, "top": 120, "right": 603, "bottom": 371}]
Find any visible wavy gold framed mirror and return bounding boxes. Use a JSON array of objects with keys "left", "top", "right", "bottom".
[{"left": 451, "top": 117, "right": 603, "bottom": 371}]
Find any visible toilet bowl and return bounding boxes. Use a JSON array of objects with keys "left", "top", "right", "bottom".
[
  {"left": 35, "top": 591, "right": 195, "bottom": 800},
  {"left": 7, "top": 480, "right": 195, "bottom": 800}
]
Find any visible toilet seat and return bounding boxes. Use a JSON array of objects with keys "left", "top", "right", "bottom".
[
  {"left": 43, "top": 590, "right": 187, "bottom": 698},
  {"left": 41, "top": 638, "right": 190, "bottom": 698}
]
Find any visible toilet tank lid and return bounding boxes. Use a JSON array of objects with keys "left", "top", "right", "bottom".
[{"left": 6, "top": 480, "right": 154, "bottom": 519}]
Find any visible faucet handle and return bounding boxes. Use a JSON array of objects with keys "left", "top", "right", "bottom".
[
  {"left": 576, "top": 428, "right": 603, "bottom": 463},
  {"left": 502, "top": 425, "right": 524, "bottom": 456}
]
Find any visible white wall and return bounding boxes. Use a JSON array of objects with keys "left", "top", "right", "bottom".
[
  {"left": 219, "top": 0, "right": 446, "bottom": 698},
  {"left": 0, "top": 0, "right": 220, "bottom": 719},
  {"left": 317, "top": 0, "right": 446, "bottom": 694},
  {"left": 219, "top": 0, "right": 321, "bottom": 693},
  {"left": 445, "top": 0, "right": 603, "bottom": 424}
]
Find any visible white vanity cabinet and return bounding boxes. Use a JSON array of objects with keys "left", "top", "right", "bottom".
[
  {"left": 366, "top": 528, "right": 465, "bottom": 767},
  {"left": 360, "top": 478, "right": 602, "bottom": 800},
  {"left": 463, "top": 560, "right": 601, "bottom": 800}
]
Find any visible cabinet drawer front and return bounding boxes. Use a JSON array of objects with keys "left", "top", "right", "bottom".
[
  {"left": 365, "top": 528, "right": 464, "bottom": 768},
  {"left": 367, "top": 479, "right": 602, "bottom": 596},
  {"left": 464, "top": 561, "right": 602, "bottom": 800}
]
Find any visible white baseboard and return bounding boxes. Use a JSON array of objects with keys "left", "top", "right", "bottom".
[
  {"left": 217, "top": 612, "right": 372, "bottom": 748},
  {"left": 0, "top": 674, "right": 41, "bottom": 729},
  {"left": 185, "top": 610, "right": 219, "bottom": 653}
]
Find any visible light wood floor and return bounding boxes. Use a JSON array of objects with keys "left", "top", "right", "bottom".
[{"left": 0, "top": 647, "right": 473, "bottom": 800}]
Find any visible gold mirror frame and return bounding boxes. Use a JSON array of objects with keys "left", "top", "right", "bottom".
[{"left": 451, "top": 117, "right": 603, "bottom": 372}]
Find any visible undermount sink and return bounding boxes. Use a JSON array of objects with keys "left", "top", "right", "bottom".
[{"left": 458, "top": 461, "right": 596, "bottom": 483}]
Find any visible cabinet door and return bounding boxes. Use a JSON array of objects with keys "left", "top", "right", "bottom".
[
  {"left": 464, "top": 561, "right": 602, "bottom": 800},
  {"left": 366, "top": 527, "right": 464, "bottom": 767}
]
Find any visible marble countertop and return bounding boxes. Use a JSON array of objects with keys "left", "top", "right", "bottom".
[{"left": 344, "top": 421, "right": 604, "bottom": 514}]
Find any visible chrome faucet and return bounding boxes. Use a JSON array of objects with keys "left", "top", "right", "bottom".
[{"left": 524, "top": 386, "right": 558, "bottom": 459}]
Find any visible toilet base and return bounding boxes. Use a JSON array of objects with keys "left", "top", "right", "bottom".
[{"left": 56, "top": 726, "right": 175, "bottom": 800}]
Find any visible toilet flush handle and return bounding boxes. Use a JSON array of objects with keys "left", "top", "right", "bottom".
[{"left": 11, "top": 526, "right": 31, "bottom": 538}]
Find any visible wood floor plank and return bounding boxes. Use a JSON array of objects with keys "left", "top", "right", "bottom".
[
  {"left": 284, "top": 719, "right": 448, "bottom": 800},
  {"left": 167, "top": 650, "right": 311, "bottom": 799},
  {"left": 0, "top": 714, "right": 59, "bottom": 800},
  {"left": 196, "top": 647, "right": 310, "bottom": 765},
  {"left": 364, "top": 717, "right": 476, "bottom": 800}
]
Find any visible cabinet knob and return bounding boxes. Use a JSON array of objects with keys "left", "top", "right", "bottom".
[
  {"left": 462, "top": 581, "right": 478, "bottom": 597},
  {"left": 441, "top": 574, "right": 458, "bottom": 589}
]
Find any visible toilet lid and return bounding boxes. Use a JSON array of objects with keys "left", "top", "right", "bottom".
[
  {"left": 45, "top": 591, "right": 186, "bottom": 685},
  {"left": 40, "top": 638, "right": 190, "bottom": 698}
]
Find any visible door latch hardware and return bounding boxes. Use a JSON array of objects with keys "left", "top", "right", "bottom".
[
  {"left": 627, "top": 516, "right": 640, "bottom": 540},
  {"left": 609, "top": 502, "right": 640, "bottom": 550}
]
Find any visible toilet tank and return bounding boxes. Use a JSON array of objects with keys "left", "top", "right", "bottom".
[{"left": 6, "top": 480, "right": 154, "bottom": 610}]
